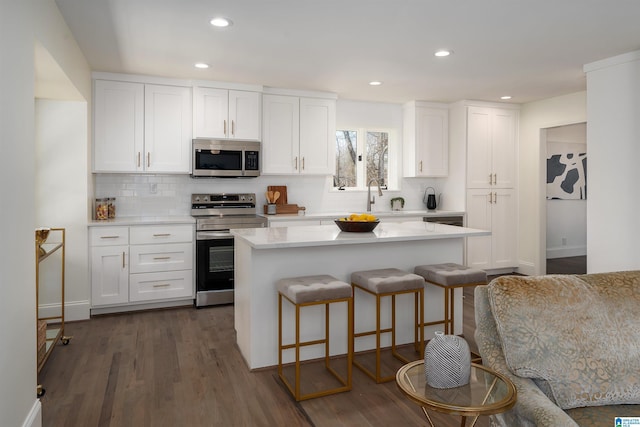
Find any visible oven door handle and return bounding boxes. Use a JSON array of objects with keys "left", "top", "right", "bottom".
[{"left": 196, "top": 231, "right": 233, "bottom": 240}]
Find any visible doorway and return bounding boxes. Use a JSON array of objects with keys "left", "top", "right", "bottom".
[{"left": 543, "top": 122, "right": 587, "bottom": 274}]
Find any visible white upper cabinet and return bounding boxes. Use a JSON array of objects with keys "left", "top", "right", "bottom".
[
  {"left": 403, "top": 102, "right": 449, "bottom": 177},
  {"left": 262, "top": 94, "right": 336, "bottom": 175},
  {"left": 93, "top": 79, "right": 192, "bottom": 173},
  {"left": 93, "top": 80, "right": 144, "bottom": 172},
  {"left": 299, "top": 97, "right": 336, "bottom": 174},
  {"left": 466, "top": 106, "right": 517, "bottom": 188},
  {"left": 144, "top": 84, "right": 192, "bottom": 173},
  {"left": 193, "top": 87, "right": 261, "bottom": 140}
]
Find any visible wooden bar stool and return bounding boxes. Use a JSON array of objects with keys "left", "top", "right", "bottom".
[
  {"left": 351, "top": 268, "right": 425, "bottom": 383},
  {"left": 277, "top": 275, "right": 353, "bottom": 401},
  {"left": 414, "top": 263, "right": 487, "bottom": 336}
]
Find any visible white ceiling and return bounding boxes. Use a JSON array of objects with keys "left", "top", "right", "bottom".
[{"left": 55, "top": 0, "right": 640, "bottom": 104}]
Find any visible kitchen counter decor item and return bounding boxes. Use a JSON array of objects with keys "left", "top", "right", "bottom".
[
  {"left": 335, "top": 213, "right": 379, "bottom": 232},
  {"left": 424, "top": 331, "right": 471, "bottom": 388},
  {"left": 390, "top": 197, "right": 405, "bottom": 211}
]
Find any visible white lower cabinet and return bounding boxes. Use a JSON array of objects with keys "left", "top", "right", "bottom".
[
  {"left": 90, "top": 224, "right": 194, "bottom": 310},
  {"left": 466, "top": 189, "right": 517, "bottom": 270},
  {"left": 91, "top": 245, "right": 129, "bottom": 306}
]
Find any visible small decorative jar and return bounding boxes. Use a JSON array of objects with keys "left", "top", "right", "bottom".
[
  {"left": 95, "top": 198, "right": 109, "bottom": 220},
  {"left": 108, "top": 197, "right": 116, "bottom": 219},
  {"left": 424, "top": 331, "right": 471, "bottom": 388}
]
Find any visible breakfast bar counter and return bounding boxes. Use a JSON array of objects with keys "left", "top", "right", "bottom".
[{"left": 232, "top": 221, "right": 489, "bottom": 370}]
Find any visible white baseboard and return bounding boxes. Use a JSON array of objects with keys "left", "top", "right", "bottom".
[
  {"left": 546, "top": 245, "right": 586, "bottom": 259},
  {"left": 38, "top": 300, "right": 90, "bottom": 322},
  {"left": 90, "top": 298, "right": 193, "bottom": 316},
  {"left": 23, "top": 399, "right": 41, "bottom": 427}
]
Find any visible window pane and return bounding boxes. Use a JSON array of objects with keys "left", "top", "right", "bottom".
[
  {"left": 335, "top": 130, "right": 357, "bottom": 188},
  {"left": 366, "top": 131, "right": 388, "bottom": 187}
]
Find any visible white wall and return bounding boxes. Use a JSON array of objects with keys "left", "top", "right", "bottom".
[
  {"left": 35, "top": 100, "right": 90, "bottom": 320},
  {"left": 584, "top": 51, "right": 640, "bottom": 273},
  {"left": 95, "top": 99, "right": 443, "bottom": 216},
  {"left": 545, "top": 123, "right": 587, "bottom": 258},
  {"left": 0, "top": 1, "right": 40, "bottom": 425},
  {"left": 0, "top": 1, "right": 91, "bottom": 426},
  {"left": 518, "top": 92, "right": 587, "bottom": 275}
]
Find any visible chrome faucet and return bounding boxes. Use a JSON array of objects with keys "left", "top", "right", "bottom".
[{"left": 366, "top": 179, "right": 383, "bottom": 212}]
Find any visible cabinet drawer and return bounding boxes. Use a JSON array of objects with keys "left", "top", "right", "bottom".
[
  {"left": 129, "top": 270, "right": 193, "bottom": 302},
  {"left": 90, "top": 227, "right": 129, "bottom": 246},
  {"left": 129, "top": 243, "right": 193, "bottom": 273},
  {"left": 130, "top": 224, "right": 193, "bottom": 244}
]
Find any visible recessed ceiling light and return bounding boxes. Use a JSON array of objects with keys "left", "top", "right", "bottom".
[
  {"left": 434, "top": 50, "right": 452, "bottom": 57},
  {"left": 210, "top": 17, "right": 232, "bottom": 27},
  {"left": 369, "top": 81, "right": 382, "bottom": 86},
  {"left": 500, "top": 95, "right": 512, "bottom": 100},
  {"left": 194, "top": 63, "right": 210, "bottom": 69}
]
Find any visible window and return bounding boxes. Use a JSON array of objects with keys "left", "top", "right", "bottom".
[{"left": 334, "top": 129, "right": 392, "bottom": 190}]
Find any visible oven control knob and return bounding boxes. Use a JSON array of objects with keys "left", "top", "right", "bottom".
[{"left": 194, "top": 196, "right": 200, "bottom": 202}]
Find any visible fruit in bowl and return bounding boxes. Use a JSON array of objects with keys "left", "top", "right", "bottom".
[{"left": 335, "top": 213, "right": 380, "bottom": 232}]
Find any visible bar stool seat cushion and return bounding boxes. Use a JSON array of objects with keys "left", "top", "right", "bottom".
[
  {"left": 351, "top": 268, "right": 425, "bottom": 294},
  {"left": 415, "top": 263, "right": 487, "bottom": 287},
  {"left": 277, "top": 275, "right": 352, "bottom": 304}
]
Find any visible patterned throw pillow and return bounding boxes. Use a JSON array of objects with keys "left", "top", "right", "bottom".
[{"left": 488, "top": 272, "right": 640, "bottom": 409}]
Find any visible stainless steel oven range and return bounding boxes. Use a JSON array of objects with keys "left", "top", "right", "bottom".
[{"left": 192, "top": 193, "right": 267, "bottom": 307}]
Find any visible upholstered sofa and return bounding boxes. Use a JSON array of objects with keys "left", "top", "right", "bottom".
[{"left": 474, "top": 271, "right": 640, "bottom": 426}]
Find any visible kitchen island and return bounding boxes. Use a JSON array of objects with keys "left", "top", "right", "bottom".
[{"left": 232, "top": 221, "right": 490, "bottom": 370}]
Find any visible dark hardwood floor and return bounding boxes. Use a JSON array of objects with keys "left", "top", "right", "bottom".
[
  {"left": 40, "top": 257, "right": 584, "bottom": 427},
  {"left": 39, "top": 293, "right": 488, "bottom": 427},
  {"left": 546, "top": 255, "right": 587, "bottom": 275}
]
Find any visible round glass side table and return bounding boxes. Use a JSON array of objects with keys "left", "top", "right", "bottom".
[{"left": 396, "top": 360, "right": 517, "bottom": 427}]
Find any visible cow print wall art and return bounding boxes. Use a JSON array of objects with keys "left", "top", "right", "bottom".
[{"left": 547, "top": 146, "right": 587, "bottom": 200}]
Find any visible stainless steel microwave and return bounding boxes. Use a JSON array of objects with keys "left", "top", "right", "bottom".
[{"left": 191, "top": 139, "right": 260, "bottom": 178}]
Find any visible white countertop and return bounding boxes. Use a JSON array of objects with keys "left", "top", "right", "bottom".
[
  {"left": 88, "top": 216, "right": 195, "bottom": 226},
  {"left": 231, "top": 221, "right": 488, "bottom": 249},
  {"left": 263, "top": 209, "right": 464, "bottom": 222}
]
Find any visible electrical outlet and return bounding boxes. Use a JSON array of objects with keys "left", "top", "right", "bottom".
[
  {"left": 562, "top": 237, "right": 567, "bottom": 246},
  {"left": 150, "top": 183, "right": 158, "bottom": 194}
]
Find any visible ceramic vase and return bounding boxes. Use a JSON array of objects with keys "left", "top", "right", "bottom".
[{"left": 424, "top": 331, "right": 471, "bottom": 388}]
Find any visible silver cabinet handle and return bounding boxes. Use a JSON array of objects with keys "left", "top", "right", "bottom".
[
  {"left": 153, "top": 256, "right": 171, "bottom": 260},
  {"left": 137, "top": 152, "right": 141, "bottom": 168},
  {"left": 100, "top": 235, "right": 120, "bottom": 239},
  {"left": 224, "top": 120, "right": 227, "bottom": 135},
  {"left": 294, "top": 156, "right": 298, "bottom": 170},
  {"left": 153, "top": 233, "right": 171, "bottom": 237},
  {"left": 147, "top": 152, "right": 150, "bottom": 168},
  {"left": 489, "top": 174, "right": 493, "bottom": 185},
  {"left": 302, "top": 157, "right": 305, "bottom": 170},
  {"left": 420, "top": 160, "right": 423, "bottom": 172},
  {"left": 153, "top": 283, "right": 171, "bottom": 288},
  {"left": 488, "top": 192, "right": 494, "bottom": 203},
  {"left": 493, "top": 173, "right": 497, "bottom": 185},
  {"left": 231, "top": 120, "right": 235, "bottom": 136},
  {"left": 122, "top": 251, "right": 125, "bottom": 269}
]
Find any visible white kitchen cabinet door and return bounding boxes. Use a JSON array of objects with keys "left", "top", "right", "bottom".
[
  {"left": 466, "top": 106, "right": 517, "bottom": 188},
  {"left": 228, "top": 90, "right": 261, "bottom": 140},
  {"left": 465, "top": 188, "right": 517, "bottom": 269},
  {"left": 299, "top": 97, "right": 336, "bottom": 175},
  {"left": 465, "top": 190, "right": 493, "bottom": 269},
  {"left": 91, "top": 245, "right": 129, "bottom": 306},
  {"left": 144, "top": 84, "right": 192, "bottom": 173},
  {"left": 193, "top": 87, "right": 228, "bottom": 139},
  {"left": 93, "top": 80, "right": 144, "bottom": 172},
  {"left": 403, "top": 103, "right": 448, "bottom": 177},
  {"left": 262, "top": 94, "right": 300, "bottom": 174},
  {"left": 491, "top": 189, "right": 517, "bottom": 269}
]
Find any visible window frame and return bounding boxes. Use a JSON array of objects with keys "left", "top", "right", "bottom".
[{"left": 332, "top": 127, "right": 399, "bottom": 192}]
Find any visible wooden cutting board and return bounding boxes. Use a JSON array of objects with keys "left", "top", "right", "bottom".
[
  {"left": 267, "top": 185, "right": 287, "bottom": 205},
  {"left": 263, "top": 204, "right": 305, "bottom": 215}
]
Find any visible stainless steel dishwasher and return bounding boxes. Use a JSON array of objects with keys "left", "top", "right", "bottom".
[{"left": 423, "top": 215, "right": 464, "bottom": 227}]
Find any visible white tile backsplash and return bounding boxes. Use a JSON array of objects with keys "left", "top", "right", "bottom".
[{"left": 94, "top": 173, "right": 445, "bottom": 217}]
